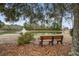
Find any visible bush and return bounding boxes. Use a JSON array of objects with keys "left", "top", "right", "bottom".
[{"left": 17, "top": 32, "right": 34, "bottom": 45}]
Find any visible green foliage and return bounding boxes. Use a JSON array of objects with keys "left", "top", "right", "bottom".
[
  {"left": 0, "top": 25, "right": 23, "bottom": 31},
  {"left": 17, "top": 32, "right": 34, "bottom": 45},
  {"left": 0, "top": 20, "right": 4, "bottom": 28},
  {"left": 24, "top": 22, "right": 61, "bottom": 30},
  {"left": 0, "top": 4, "right": 5, "bottom": 12},
  {"left": 0, "top": 4, "right": 62, "bottom": 31},
  {"left": 0, "top": 31, "right": 16, "bottom": 35}
]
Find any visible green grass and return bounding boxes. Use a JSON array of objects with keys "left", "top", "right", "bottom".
[
  {"left": 0, "top": 31, "right": 16, "bottom": 35},
  {"left": 27, "top": 30, "right": 62, "bottom": 34}
]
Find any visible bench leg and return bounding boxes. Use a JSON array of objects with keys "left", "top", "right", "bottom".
[
  {"left": 57, "top": 40, "right": 63, "bottom": 44},
  {"left": 60, "top": 40, "right": 63, "bottom": 44},
  {"left": 61, "top": 38, "right": 63, "bottom": 44},
  {"left": 49, "top": 41, "right": 51, "bottom": 45},
  {"left": 40, "top": 39, "right": 43, "bottom": 47},
  {"left": 51, "top": 39, "right": 54, "bottom": 46},
  {"left": 57, "top": 41, "right": 59, "bottom": 44}
]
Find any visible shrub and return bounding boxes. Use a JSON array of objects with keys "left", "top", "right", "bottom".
[{"left": 17, "top": 32, "right": 34, "bottom": 45}]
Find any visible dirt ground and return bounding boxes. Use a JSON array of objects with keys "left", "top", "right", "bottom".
[
  {"left": 0, "top": 43, "right": 71, "bottom": 56},
  {"left": 0, "top": 30, "right": 72, "bottom": 56},
  {"left": 0, "top": 34, "right": 20, "bottom": 44}
]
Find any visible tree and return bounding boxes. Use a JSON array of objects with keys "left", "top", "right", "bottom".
[
  {"left": 0, "top": 4, "right": 21, "bottom": 25},
  {"left": 69, "top": 4, "right": 79, "bottom": 55},
  {"left": 0, "top": 3, "right": 64, "bottom": 30},
  {"left": 0, "top": 20, "right": 4, "bottom": 28}
]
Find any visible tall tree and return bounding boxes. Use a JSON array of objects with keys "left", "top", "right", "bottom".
[
  {"left": 70, "top": 4, "right": 79, "bottom": 55},
  {"left": 0, "top": 20, "right": 4, "bottom": 28}
]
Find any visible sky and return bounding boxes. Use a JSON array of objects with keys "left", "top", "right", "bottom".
[
  {"left": 0, "top": 14, "right": 26, "bottom": 26},
  {"left": 0, "top": 13, "right": 73, "bottom": 29}
]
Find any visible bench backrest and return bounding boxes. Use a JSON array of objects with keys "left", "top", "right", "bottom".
[
  {"left": 40, "top": 35, "right": 63, "bottom": 40},
  {"left": 40, "top": 36, "right": 53, "bottom": 40},
  {"left": 53, "top": 36, "right": 63, "bottom": 39}
]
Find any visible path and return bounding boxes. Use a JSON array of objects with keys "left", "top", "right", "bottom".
[{"left": 0, "top": 34, "right": 20, "bottom": 44}]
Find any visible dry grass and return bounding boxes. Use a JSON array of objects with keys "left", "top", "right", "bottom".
[{"left": 0, "top": 43, "right": 72, "bottom": 56}]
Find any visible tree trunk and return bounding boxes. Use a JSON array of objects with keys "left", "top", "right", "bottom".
[{"left": 70, "top": 4, "right": 79, "bottom": 55}]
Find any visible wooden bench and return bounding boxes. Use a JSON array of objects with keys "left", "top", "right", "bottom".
[
  {"left": 53, "top": 35, "right": 63, "bottom": 44},
  {"left": 40, "top": 35, "right": 63, "bottom": 46}
]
